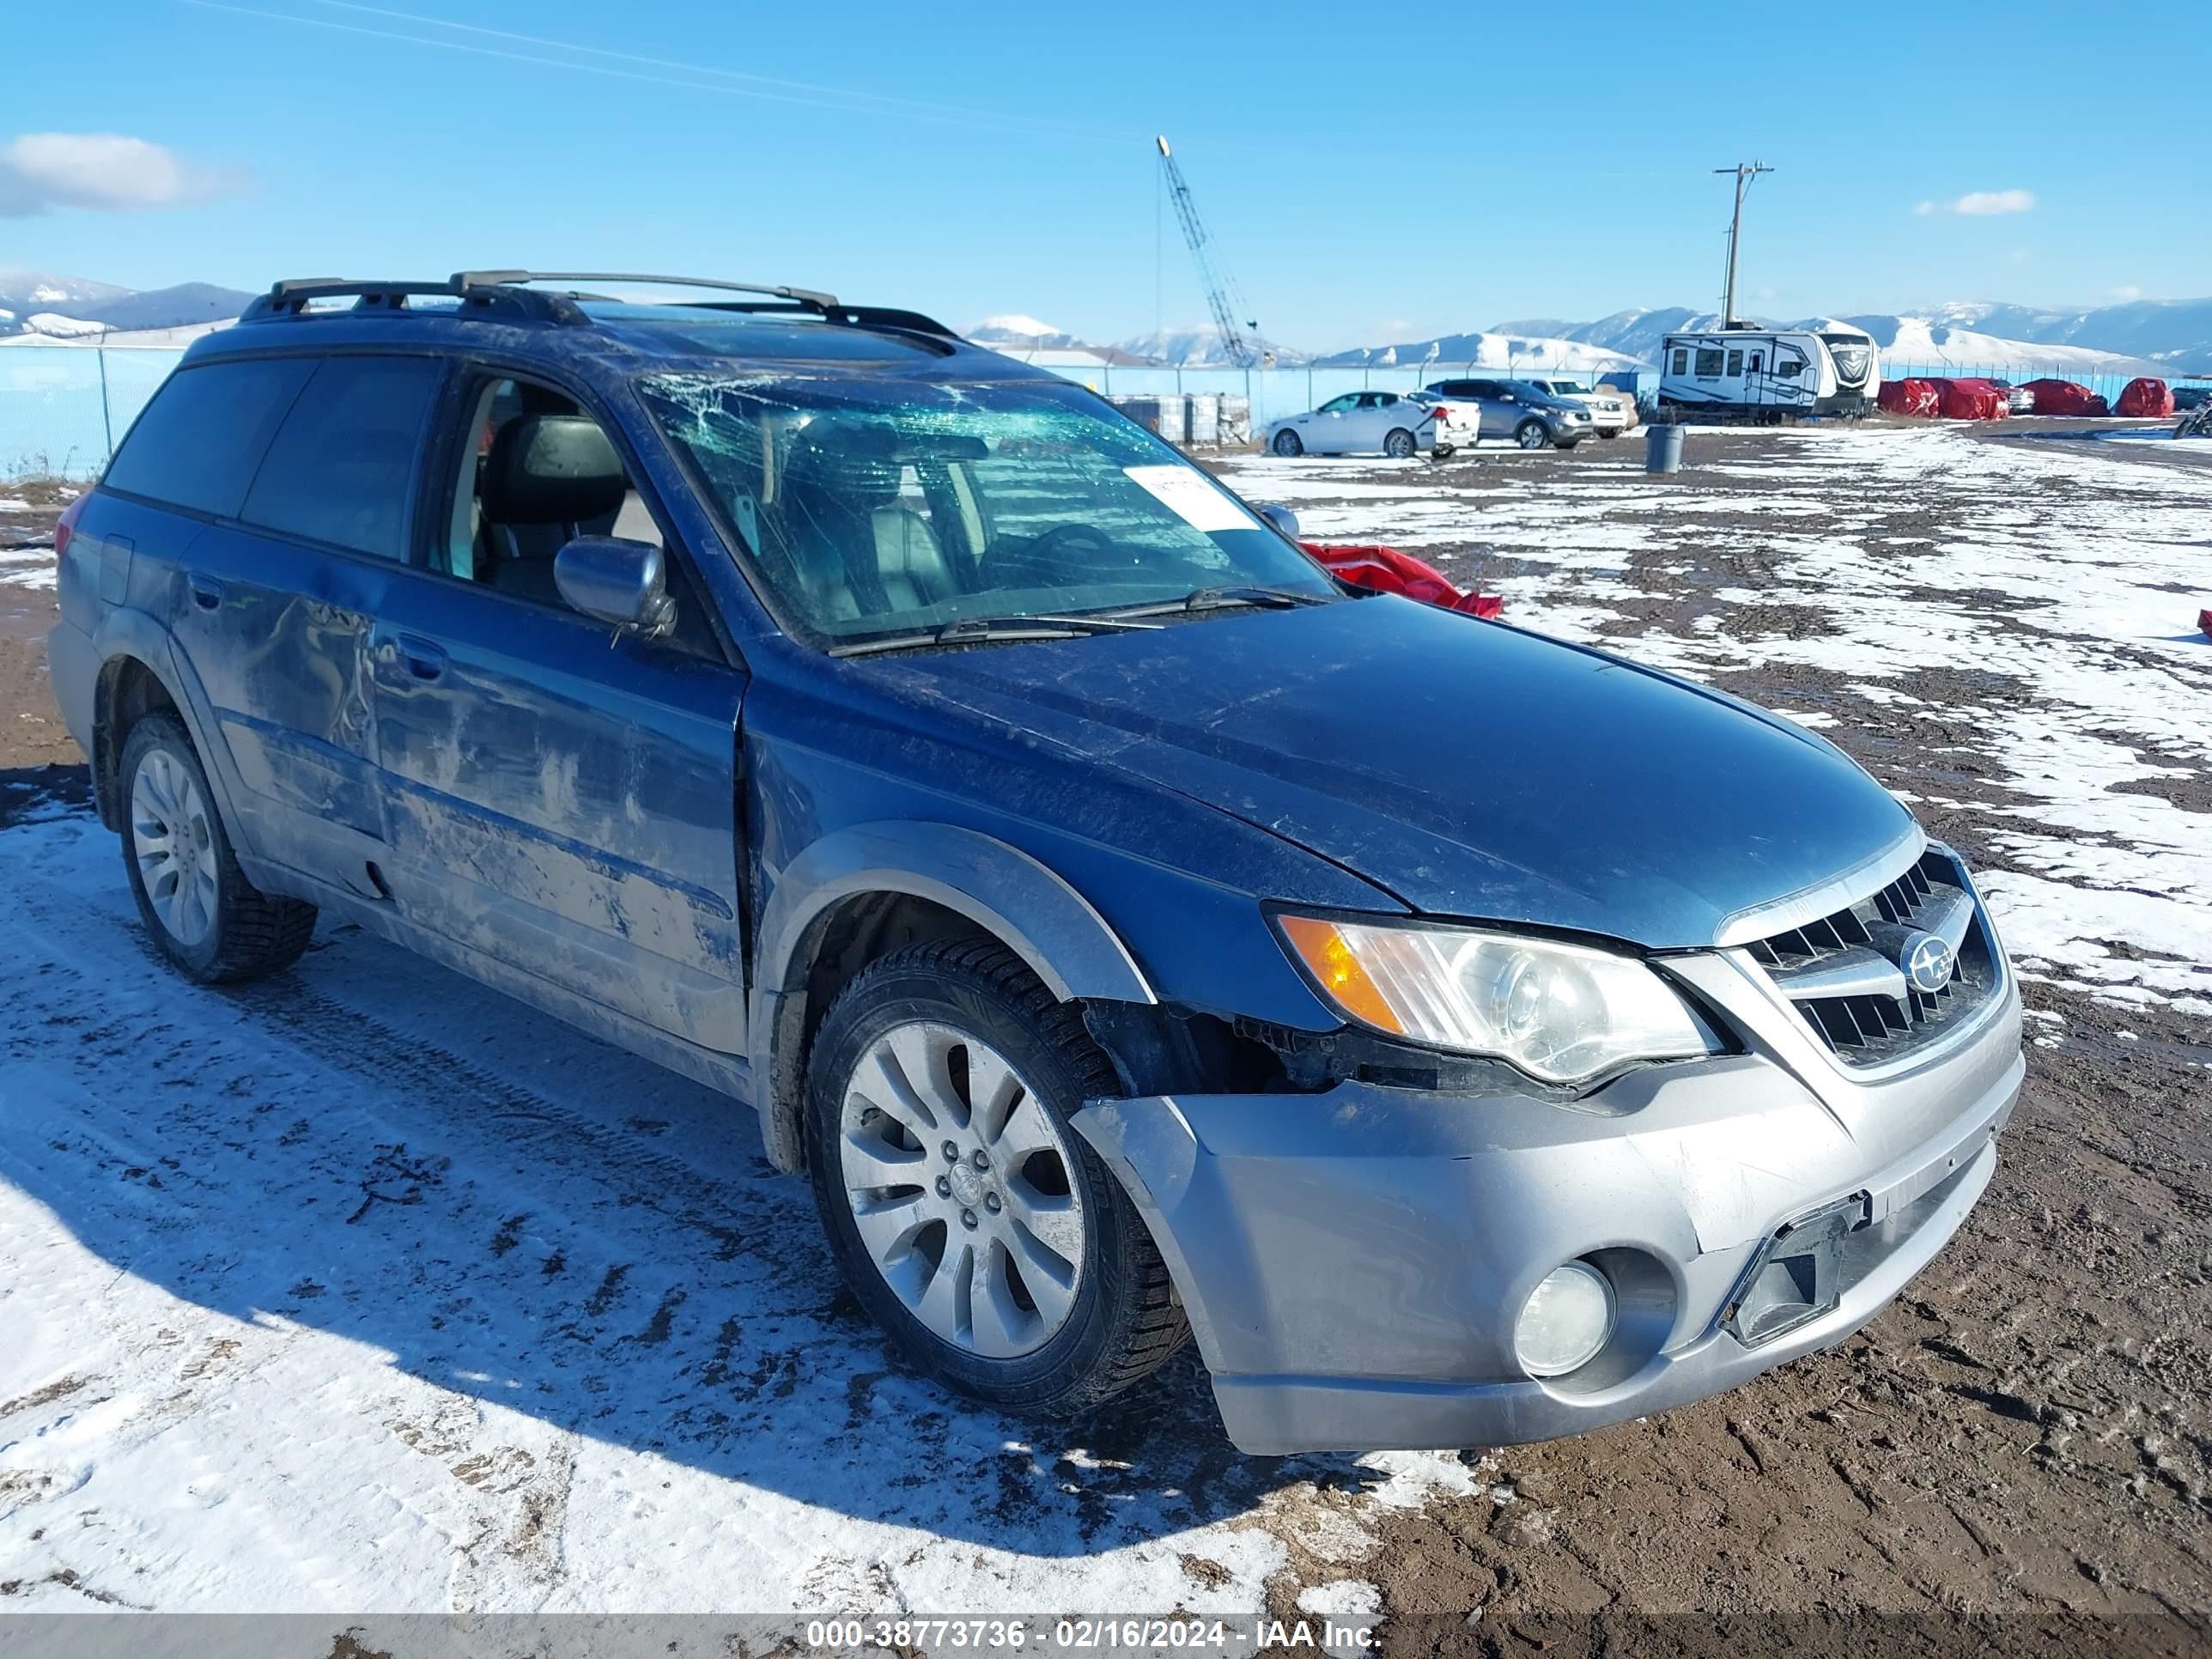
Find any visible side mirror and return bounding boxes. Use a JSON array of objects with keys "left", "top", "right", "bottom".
[
  {"left": 555, "top": 536, "right": 676, "bottom": 639},
  {"left": 1255, "top": 503, "right": 1299, "bottom": 539}
]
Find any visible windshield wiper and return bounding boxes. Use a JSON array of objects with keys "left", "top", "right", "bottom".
[
  {"left": 1104, "top": 586, "right": 1335, "bottom": 620},
  {"left": 827, "top": 614, "right": 1164, "bottom": 658}
]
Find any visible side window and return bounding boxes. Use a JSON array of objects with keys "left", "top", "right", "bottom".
[
  {"left": 1694, "top": 348, "right": 1725, "bottom": 377},
  {"left": 1670, "top": 349, "right": 1688, "bottom": 375},
  {"left": 1726, "top": 349, "right": 1744, "bottom": 377},
  {"left": 240, "top": 356, "right": 442, "bottom": 559},
  {"left": 1317, "top": 394, "right": 1358, "bottom": 414},
  {"left": 1773, "top": 352, "right": 1807, "bottom": 380},
  {"left": 1376, "top": 392, "right": 1399, "bottom": 407},
  {"left": 100, "top": 357, "right": 315, "bottom": 517},
  {"left": 434, "top": 374, "right": 715, "bottom": 656}
]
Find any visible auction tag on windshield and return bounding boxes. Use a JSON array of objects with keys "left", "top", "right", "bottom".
[{"left": 1123, "top": 465, "right": 1250, "bottom": 532}]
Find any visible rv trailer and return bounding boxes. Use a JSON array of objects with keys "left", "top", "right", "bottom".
[{"left": 1658, "top": 325, "right": 1880, "bottom": 422}]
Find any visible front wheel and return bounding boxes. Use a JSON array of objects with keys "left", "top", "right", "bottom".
[
  {"left": 1382, "top": 427, "right": 1416, "bottom": 459},
  {"left": 1271, "top": 428, "right": 1304, "bottom": 457},
  {"left": 805, "top": 939, "right": 1189, "bottom": 1413},
  {"left": 119, "top": 714, "right": 317, "bottom": 983},
  {"left": 1515, "top": 420, "right": 1549, "bottom": 450}
]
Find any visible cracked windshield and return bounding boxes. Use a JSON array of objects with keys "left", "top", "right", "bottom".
[{"left": 639, "top": 374, "right": 1334, "bottom": 644}]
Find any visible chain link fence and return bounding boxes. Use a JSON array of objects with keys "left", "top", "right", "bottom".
[{"left": 5, "top": 343, "right": 2209, "bottom": 481}]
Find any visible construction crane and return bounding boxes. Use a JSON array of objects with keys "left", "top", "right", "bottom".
[{"left": 1155, "top": 135, "right": 1264, "bottom": 368}]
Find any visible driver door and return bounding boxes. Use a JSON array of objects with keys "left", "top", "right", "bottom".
[
  {"left": 1310, "top": 392, "right": 1361, "bottom": 453},
  {"left": 368, "top": 368, "right": 752, "bottom": 1055}
]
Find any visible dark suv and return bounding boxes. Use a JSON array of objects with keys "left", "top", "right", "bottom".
[{"left": 49, "top": 272, "right": 2022, "bottom": 1455}]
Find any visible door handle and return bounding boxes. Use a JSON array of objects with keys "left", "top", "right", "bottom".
[
  {"left": 394, "top": 635, "right": 447, "bottom": 682},
  {"left": 187, "top": 574, "right": 224, "bottom": 611}
]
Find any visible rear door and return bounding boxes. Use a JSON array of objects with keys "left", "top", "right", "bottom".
[
  {"left": 107, "top": 352, "right": 444, "bottom": 893},
  {"left": 365, "top": 368, "right": 750, "bottom": 1054}
]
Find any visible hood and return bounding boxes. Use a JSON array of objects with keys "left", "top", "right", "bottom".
[{"left": 866, "top": 598, "right": 1913, "bottom": 949}]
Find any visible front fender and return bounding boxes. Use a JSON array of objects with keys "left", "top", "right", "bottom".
[{"left": 747, "top": 820, "right": 1157, "bottom": 1170}]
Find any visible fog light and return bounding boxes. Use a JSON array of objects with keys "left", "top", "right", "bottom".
[{"left": 1514, "top": 1261, "right": 1615, "bottom": 1378}]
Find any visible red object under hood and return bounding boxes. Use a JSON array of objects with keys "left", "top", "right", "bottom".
[{"left": 1303, "top": 542, "right": 1504, "bottom": 619}]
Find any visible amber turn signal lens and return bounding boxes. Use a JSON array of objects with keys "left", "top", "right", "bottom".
[{"left": 1277, "top": 915, "right": 1407, "bottom": 1036}]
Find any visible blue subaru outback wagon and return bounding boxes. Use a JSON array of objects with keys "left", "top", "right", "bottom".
[{"left": 48, "top": 272, "right": 2023, "bottom": 1454}]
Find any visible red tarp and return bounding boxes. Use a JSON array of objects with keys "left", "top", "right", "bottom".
[
  {"left": 1878, "top": 378, "right": 1941, "bottom": 417},
  {"left": 1304, "top": 542, "right": 1504, "bottom": 618},
  {"left": 2116, "top": 378, "right": 2174, "bottom": 418},
  {"left": 2020, "top": 379, "right": 2108, "bottom": 417},
  {"left": 2199, "top": 608, "right": 2212, "bottom": 641},
  {"left": 1929, "top": 377, "right": 2009, "bottom": 420}
]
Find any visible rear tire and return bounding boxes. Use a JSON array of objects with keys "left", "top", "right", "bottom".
[
  {"left": 119, "top": 714, "right": 317, "bottom": 984},
  {"left": 1382, "top": 428, "right": 1416, "bottom": 459},
  {"left": 1597, "top": 428, "right": 1620, "bottom": 440},
  {"left": 1272, "top": 429, "right": 1304, "bottom": 457},
  {"left": 805, "top": 939, "right": 1189, "bottom": 1413},
  {"left": 1515, "top": 420, "right": 1548, "bottom": 451}
]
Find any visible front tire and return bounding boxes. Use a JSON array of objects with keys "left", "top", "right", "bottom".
[
  {"left": 1382, "top": 428, "right": 1416, "bottom": 459},
  {"left": 1271, "top": 428, "right": 1304, "bottom": 457},
  {"left": 119, "top": 714, "right": 317, "bottom": 983},
  {"left": 805, "top": 939, "right": 1189, "bottom": 1413},
  {"left": 1515, "top": 419, "right": 1548, "bottom": 450}
]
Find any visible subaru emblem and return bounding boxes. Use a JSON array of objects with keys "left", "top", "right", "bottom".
[{"left": 1901, "top": 932, "right": 1956, "bottom": 994}]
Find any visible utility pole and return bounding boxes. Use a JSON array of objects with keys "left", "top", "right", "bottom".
[{"left": 1713, "top": 160, "right": 1773, "bottom": 326}]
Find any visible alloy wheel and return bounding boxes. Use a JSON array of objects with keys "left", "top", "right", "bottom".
[
  {"left": 131, "top": 748, "right": 218, "bottom": 947},
  {"left": 837, "top": 1020, "right": 1086, "bottom": 1358}
]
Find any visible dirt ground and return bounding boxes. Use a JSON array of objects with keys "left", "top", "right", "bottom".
[
  {"left": 1, "top": 431, "right": 2207, "bottom": 1652},
  {"left": 0, "top": 479, "right": 76, "bottom": 771},
  {"left": 1208, "top": 426, "right": 2212, "bottom": 1656}
]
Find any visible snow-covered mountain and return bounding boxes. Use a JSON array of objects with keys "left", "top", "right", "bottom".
[
  {"left": 0, "top": 273, "right": 256, "bottom": 338},
  {"left": 0, "top": 270, "right": 131, "bottom": 309},
  {"left": 1313, "top": 328, "right": 1644, "bottom": 374},
  {"left": 1111, "top": 325, "right": 1310, "bottom": 368},
  {"left": 1528, "top": 300, "right": 2205, "bottom": 375}
]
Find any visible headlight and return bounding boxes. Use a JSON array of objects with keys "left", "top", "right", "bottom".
[{"left": 1276, "top": 914, "right": 1715, "bottom": 1084}]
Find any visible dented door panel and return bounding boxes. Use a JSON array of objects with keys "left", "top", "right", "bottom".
[{"left": 365, "top": 568, "right": 749, "bottom": 1052}]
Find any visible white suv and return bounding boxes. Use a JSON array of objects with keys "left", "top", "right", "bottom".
[{"left": 1522, "top": 377, "right": 1635, "bottom": 438}]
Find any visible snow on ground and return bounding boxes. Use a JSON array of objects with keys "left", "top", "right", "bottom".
[
  {"left": 0, "top": 811, "right": 1481, "bottom": 1613},
  {"left": 0, "top": 548, "right": 58, "bottom": 591},
  {"left": 1220, "top": 425, "right": 2212, "bottom": 1016}
]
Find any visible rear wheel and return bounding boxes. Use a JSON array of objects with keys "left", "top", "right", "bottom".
[
  {"left": 1597, "top": 428, "right": 1620, "bottom": 440},
  {"left": 805, "top": 939, "right": 1188, "bottom": 1413},
  {"left": 119, "top": 714, "right": 316, "bottom": 983},
  {"left": 1271, "top": 428, "right": 1304, "bottom": 457},
  {"left": 1516, "top": 420, "right": 1548, "bottom": 450},
  {"left": 1382, "top": 428, "right": 1416, "bottom": 459}
]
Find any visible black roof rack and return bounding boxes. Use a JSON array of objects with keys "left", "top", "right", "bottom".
[
  {"left": 453, "top": 270, "right": 842, "bottom": 313},
  {"left": 240, "top": 270, "right": 961, "bottom": 343},
  {"left": 240, "top": 276, "right": 588, "bottom": 325}
]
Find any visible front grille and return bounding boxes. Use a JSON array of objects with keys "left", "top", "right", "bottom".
[{"left": 1744, "top": 850, "right": 1998, "bottom": 1065}]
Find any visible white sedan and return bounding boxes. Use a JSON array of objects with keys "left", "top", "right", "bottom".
[{"left": 1265, "top": 391, "right": 1475, "bottom": 459}]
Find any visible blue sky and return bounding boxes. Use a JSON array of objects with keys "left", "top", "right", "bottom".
[{"left": 4, "top": 0, "right": 2206, "bottom": 352}]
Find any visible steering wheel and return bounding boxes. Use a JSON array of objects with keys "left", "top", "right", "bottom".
[
  {"left": 1024, "top": 521, "right": 1117, "bottom": 559},
  {"left": 981, "top": 520, "right": 1118, "bottom": 589}
]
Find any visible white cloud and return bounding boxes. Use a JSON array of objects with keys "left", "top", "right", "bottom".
[
  {"left": 1917, "top": 189, "right": 2035, "bottom": 217},
  {"left": 0, "top": 132, "right": 241, "bottom": 217},
  {"left": 2110, "top": 284, "right": 2142, "bottom": 301}
]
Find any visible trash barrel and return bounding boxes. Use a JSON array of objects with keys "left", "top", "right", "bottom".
[{"left": 1646, "top": 422, "right": 1685, "bottom": 474}]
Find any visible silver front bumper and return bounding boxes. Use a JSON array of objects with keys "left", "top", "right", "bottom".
[{"left": 1074, "top": 946, "right": 2022, "bottom": 1455}]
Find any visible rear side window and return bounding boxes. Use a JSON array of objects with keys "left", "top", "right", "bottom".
[
  {"left": 1670, "top": 349, "right": 1688, "bottom": 374},
  {"left": 100, "top": 357, "right": 315, "bottom": 517},
  {"left": 1694, "top": 348, "right": 1725, "bottom": 376},
  {"left": 240, "top": 356, "right": 444, "bottom": 560}
]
